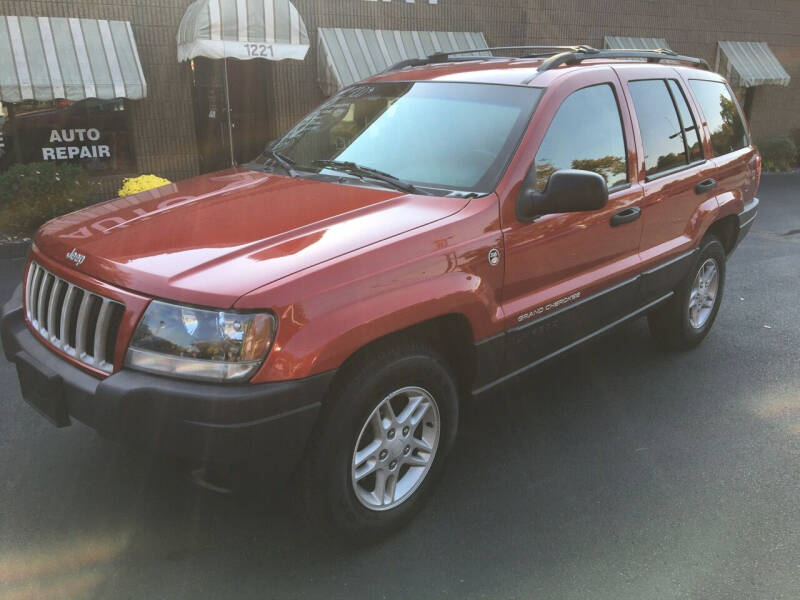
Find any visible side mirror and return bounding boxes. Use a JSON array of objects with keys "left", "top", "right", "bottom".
[{"left": 517, "top": 168, "right": 609, "bottom": 221}]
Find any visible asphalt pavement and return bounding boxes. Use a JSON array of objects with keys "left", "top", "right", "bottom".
[{"left": 1, "top": 174, "right": 798, "bottom": 600}]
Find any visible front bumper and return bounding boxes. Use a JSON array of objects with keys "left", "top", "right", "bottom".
[{"left": 1, "top": 286, "right": 332, "bottom": 474}]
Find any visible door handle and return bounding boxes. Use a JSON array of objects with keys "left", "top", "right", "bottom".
[
  {"left": 610, "top": 206, "right": 641, "bottom": 227},
  {"left": 695, "top": 178, "right": 717, "bottom": 194}
]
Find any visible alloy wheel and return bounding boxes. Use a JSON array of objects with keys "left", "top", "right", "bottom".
[
  {"left": 351, "top": 386, "right": 440, "bottom": 511},
  {"left": 688, "top": 258, "right": 719, "bottom": 329}
]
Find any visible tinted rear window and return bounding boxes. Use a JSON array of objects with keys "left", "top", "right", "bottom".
[
  {"left": 667, "top": 80, "right": 703, "bottom": 163},
  {"left": 628, "top": 80, "right": 688, "bottom": 176},
  {"left": 688, "top": 79, "right": 748, "bottom": 157}
]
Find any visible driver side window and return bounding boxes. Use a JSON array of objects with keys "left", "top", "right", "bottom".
[{"left": 534, "top": 84, "right": 628, "bottom": 192}]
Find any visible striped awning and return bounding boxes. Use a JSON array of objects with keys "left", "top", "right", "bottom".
[
  {"left": 0, "top": 16, "right": 147, "bottom": 103},
  {"left": 604, "top": 36, "right": 671, "bottom": 51},
  {"left": 317, "top": 28, "right": 490, "bottom": 96},
  {"left": 716, "top": 41, "right": 790, "bottom": 87},
  {"left": 177, "top": 0, "right": 309, "bottom": 62}
]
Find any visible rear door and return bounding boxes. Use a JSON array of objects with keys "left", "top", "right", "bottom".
[
  {"left": 500, "top": 69, "right": 645, "bottom": 375},
  {"left": 685, "top": 77, "right": 759, "bottom": 218},
  {"left": 614, "top": 66, "right": 718, "bottom": 301}
]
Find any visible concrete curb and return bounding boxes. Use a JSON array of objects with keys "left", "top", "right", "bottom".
[{"left": 0, "top": 240, "right": 31, "bottom": 260}]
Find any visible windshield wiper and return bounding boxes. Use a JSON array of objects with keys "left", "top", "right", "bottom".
[
  {"left": 312, "top": 160, "right": 425, "bottom": 195},
  {"left": 266, "top": 150, "right": 298, "bottom": 177}
]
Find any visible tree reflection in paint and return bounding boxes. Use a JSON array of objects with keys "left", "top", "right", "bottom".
[{"left": 534, "top": 84, "right": 628, "bottom": 192}]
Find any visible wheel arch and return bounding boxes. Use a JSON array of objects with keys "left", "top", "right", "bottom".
[
  {"left": 706, "top": 214, "right": 739, "bottom": 254},
  {"left": 326, "top": 313, "right": 478, "bottom": 403}
]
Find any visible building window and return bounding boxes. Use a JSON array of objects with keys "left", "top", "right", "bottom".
[{"left": 0, "top": 98, "right": 136, "bottom": 175}]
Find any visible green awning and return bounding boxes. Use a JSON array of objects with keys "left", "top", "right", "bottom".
[
  {"left": 716, "top": 41, "right": 790, "bottom": 87},
  {"left": 604, "top": 36, "right": 671, "bottom": 51},
  {"left": 177, "top": 0, "right": 310, "bottom": 62},
  {"left": 0, "top": 16, "right": 147, "bottom": 102},
  {"left": 317, "top": 28, "right": 490, "bottom": 96}
]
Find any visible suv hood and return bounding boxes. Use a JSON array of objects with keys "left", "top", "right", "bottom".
[{"left": 35, "top": 169, "right": 469, "bottom": 307}]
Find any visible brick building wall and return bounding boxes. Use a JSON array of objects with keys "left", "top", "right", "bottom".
[
  {"left": 1, "top": 0, "right": 200, "bottom": 195},
  {"left": 283, "top": 0, "right": 799, "bottom": 142},
  {"left": 1, "top": 0, "right": 798, "bottom": 188}
]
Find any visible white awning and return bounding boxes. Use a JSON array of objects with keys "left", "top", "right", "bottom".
[
  {"left": 317, "top": 28, "right": 490, "bottom": 96},
  {"left": 177, "top": 0, "right": 309, "bottom": 62},
  {"left": 716, "top": 41, "right": 790, "bottom": 87},
  {"left": 604, "top": 36, "right": 671, "bottom": 51},
  {"left": 0, "top": 16, "right": 147, "bottom": 102}
]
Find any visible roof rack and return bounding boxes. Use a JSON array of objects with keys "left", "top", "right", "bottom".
[
  {"left": 383, "top": 46, "right": 591, "bottom": 73},
  {"left": 535, "top": 47, "right": 710, "bottom": 72},
  {"left": 383, "top": 45, "right": 709, "bottom": 75}
]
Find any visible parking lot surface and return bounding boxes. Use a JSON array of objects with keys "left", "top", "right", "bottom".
[{"left": 1, "top": 175, "right": 798, "bottom": 600}]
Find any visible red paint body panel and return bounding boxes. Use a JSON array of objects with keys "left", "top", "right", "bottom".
[
  {"left": 498, "top": 67, "right": 646, "bottom": 329},
  {"left": 23, "top": 58, "right": 758, "bottom": 386},
  {"left": 34, "top": 169, "right": 468, "bottom": 307},
  {"left": 236, "top": 195, "right": 503, "bottom": 382}
]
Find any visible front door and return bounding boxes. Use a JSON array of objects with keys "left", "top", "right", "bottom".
[{"left": 500, "top": 69, "right": 645, "bottom": 375}]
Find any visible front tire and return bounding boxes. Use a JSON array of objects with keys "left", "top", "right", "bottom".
[
  {"left": 648, "top": 235, "right": 726, "bottom": 350},
  {"left": 300, "top": 341, "right": 459, "bottom": 542}
]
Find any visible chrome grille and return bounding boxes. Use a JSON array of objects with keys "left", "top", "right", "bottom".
[{"left": 24, "top": 262, "right": 125, "bottom": 373}]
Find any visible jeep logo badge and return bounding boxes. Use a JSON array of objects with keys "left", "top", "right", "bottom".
[
  {"left": 488, "top": 248, "right": 500, "bottom": 266},
  {"left": 65, "top": 248, "right": 86, "bottom": 267}
]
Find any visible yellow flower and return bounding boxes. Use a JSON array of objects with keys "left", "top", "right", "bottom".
[{"left": 118, "top": 174, "right": 172, "bottom": 197}]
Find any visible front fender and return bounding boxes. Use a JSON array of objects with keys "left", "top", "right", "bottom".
[{"left": 236, "top": 195, "right": 505, "bottom": 383}]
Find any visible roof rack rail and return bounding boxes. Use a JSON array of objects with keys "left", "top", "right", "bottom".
[
  {"left": 382, "top": 46, "right": 710, "bottom": 77},
  {"left": 535, "top": 48, "right": 710, "bottom": 73},
  {"left": 382, "top": 45, "right": 596, "bottom": 73}
]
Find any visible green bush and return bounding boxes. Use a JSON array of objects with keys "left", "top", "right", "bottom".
[
  {"left": 790, "top": 129, "right": 800, "bottom": 166},
  {"left": 757, "top": 136, "right": 798, "bottom": 173},
  {"left": 0, "top": 162, "right": 98, "bottom": 236}
]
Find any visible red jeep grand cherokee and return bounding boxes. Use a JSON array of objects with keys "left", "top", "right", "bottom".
[{"left": 1, "top": 47, "right": 759, "bottom": 538}]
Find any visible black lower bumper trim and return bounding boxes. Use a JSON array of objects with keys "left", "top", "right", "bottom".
[
  {"left": 2, "top": 291, "right": 333, "bottom": 474},
  {"left": 733, "top": 197, "right": 759, "bottom": 251}
]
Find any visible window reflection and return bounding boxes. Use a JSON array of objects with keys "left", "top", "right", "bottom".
[
  {"left": 629, "top": 80, "right": 688, "bottom": 176},
  {"left": 272, "top": 82, "right": 542, "bottom": 193},
  {"left": 689, "top": 79, "right": 748, "bottom": 157},
  {"left": 667, "top": 79, "right": 703, "bottom": 162},
  {"left": 534, "top": 84, "right": 628, "bottom": 192}
]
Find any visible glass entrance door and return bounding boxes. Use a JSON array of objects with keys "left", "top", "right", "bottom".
[{"left": 191, "top": 58, "right": 271, "bottom": 173}]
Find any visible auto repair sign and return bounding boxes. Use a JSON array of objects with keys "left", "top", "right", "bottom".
[{"left": 42, "top": 128, "right": 111, "bottom": 161}]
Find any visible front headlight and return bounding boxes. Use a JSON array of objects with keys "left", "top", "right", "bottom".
[{"left": 125, "top": 301, "right": 276, "bottom": 383}]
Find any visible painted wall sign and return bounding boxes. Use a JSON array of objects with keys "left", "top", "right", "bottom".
[
  {"left": 0, "top": 100, "right": 135, "bottom": 175},
  {"left": 42, "top": 128, "right": 111, "bottom": 161}
]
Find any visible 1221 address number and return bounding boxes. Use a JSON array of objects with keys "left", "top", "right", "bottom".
[{"left": 245, "top": 43, "right": 274, "bottom": 57}]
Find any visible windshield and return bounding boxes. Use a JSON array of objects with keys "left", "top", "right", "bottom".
[{"left": 264, "top": 82, "right": 542, "bottom": 194}]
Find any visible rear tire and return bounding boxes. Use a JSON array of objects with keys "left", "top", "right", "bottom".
[
  {"left": 648, "top": 235, "right": 726, "bottom": 351},
  {"left": 300, "top": 341, "right": 459, "bottom": 542}
]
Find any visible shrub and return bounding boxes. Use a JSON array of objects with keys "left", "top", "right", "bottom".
[
  {"left": 757, "top": 136, "right": 797, "bottom": 172},
  {"left": 0, "top": 162, "right": 98, "bottom": 237},
  {"left": 118, "top": 174, "right": 171, "bottom": 197},
  {"left": 790, "top": 129, "right": 800, "bottom": 166}
]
